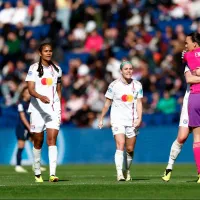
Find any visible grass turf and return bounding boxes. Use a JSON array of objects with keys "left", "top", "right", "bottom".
[{"left": 0, "top": 164, "right": 200, "bottom": 199}]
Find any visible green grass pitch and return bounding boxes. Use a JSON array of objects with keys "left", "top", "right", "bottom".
[{"left": 0, "top": 164, "right": 200, "bottom": 199}]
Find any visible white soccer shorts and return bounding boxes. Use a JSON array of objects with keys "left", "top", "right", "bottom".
[
  {"left": 179, "top": 99, "right": 189, "bottom": 127},
  {"left": 111, "top": 124, "right": 139, "bottom": 138},
  {"left": 30, "top": 110, "right": 61, "bottom": 133}
]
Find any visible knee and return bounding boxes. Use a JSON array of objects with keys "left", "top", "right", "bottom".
[
  {"left": 34, "top": 139, "right": 43, "bottom": 149},
  {"left": 47, "top": 138, "right": 56, "bottom": 146},
  {"left": 116, "top": 141, "right": 125, "bottom": 151},
  {"left": 126, "top": 147, "right": 133, "bottom": 154},
  {"left": 177, "top": 136, "right": 187, "bottom": 144}
]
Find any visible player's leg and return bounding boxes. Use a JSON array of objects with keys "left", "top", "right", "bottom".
[
  {"left": 162, "top": 126, "right": 190, "bottom": 182},
  {"left": 15, "top": 139, "right": 28, "bottom": 173},
  {"left": 162, "top": 97, "right": 190, "bottom": 182},
  {"left": 29, "top": 135, "right": 46, "bottom": 172},
  {"left": 46, "top": 128, "right": 59, "bottom": 182},
  {"left": 30, "top": 111, "right": 45, "bottom": 182},
  {"left": 33, "top": 131, "right": 44, "bottom": 182},
  {"left": 124, "top": 136, "right": 137, "bottom": 181},
  {"left": 114, "top": 133, "right": 126, "bottom": 181},
  {"left": 192, "top": 127, "right": 200, "bottom": 183}
]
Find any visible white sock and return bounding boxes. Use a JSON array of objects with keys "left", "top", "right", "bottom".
[
  {"left": 125, "top": 151, "right": 134, "bottom": 171},
  {"left": 167, "top": 140, "right": 183, "bottom": 170},
  {"left": 115, "top": 150, "right": 124, "bottom": 175},
  {"left": 48, "top": 146, "right": 57, "bottom": 176},
  {"left": 33, "top": 147, "right": 41, "bottom": 175}
]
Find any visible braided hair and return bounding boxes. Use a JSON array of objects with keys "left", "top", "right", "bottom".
[{"left": 37, "top": 43, "right": 59, "bottom": 77}]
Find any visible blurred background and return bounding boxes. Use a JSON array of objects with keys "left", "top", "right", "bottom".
[{"left": 0, "top": 0, "right": 199, "bottom": 165}]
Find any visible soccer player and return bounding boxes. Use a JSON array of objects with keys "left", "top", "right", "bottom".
[
  {"left": 162, "top": 33, "right": 200, "bottom": 183},
  {"left": 15, "top": 87, "right": 31, "bottom": 173},
  {"left": 185, "top": 32, "right": 200, "bottom": 183},
  {"left": 98, "top": 60, "right": 143, "bottom": 181},
  {"left": 15, "top": 87, "right": 47, "bottom": 173},
  {"left": 25, "top": 43, "right": 62, "bottom": 183}
]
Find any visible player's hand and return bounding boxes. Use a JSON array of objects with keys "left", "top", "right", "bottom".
[
  {"left": 40, "top": 95, "right": 50, "bottom": 104},
  {"left": 133, "top": 119, "right": 142, "bottom": 129},
  {"left": 98, "top": 119, "right": 103, "bottom": 129}
]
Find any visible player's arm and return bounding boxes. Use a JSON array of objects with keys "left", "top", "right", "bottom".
[
  {"left": 19, "top": 111, "right": 30, "bottom": 131},
  {"left": 27, "top": 81, "right": 50, "bottom": 103},
  {"left": 98, "top": 98, "right": 112, "bottom": 129},
  {"left": 185, "top": 70, "right": 200, "bottom": 84},
  {"left": 134, "top": 98, "right": 143, "bottom": 128},
  {"left": 56, "top": 82, "right": 62, "bottom": 103}
]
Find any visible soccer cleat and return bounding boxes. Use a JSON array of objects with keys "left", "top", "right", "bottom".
[
  {"left": 15, "top": 166, "right": 28, "bottom": 173},
  {"left": 197, "top": 174, "right": 200, "bottom": 183},
  {"left": 162, "top": 169, "right": 172, "bottom": 182},
  {"left": 117, "top": 174, "right": 125, "bottom": 181},
  {"left": 123, "top": 170, "right": 132, "bottom": 181},
  {"left": 35, "top": 175, "right": 43, "bottom": 183},
  {"left": 49, "top": 175, "right": 59, "bottom": 182}
]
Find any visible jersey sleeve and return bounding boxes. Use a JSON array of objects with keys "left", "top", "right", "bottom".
[
  {"left": 137, "top": 82, "right": 143, "bottom": 98},
  {"left": 105, "top": 83, "right": 115, "bottom": 100},
  {"left": 18, "top": 103, "right": 24, "bottom": 112},
  {"left": 25, "top": 65, "right": 37, "bottom": 82}
]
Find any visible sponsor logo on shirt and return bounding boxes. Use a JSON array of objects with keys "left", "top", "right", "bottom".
[
  {"left": 41, "top": 78, "right": 53, "bottom": 85},
  {"left": 121, "top": 94, "right": 133, "bottom": 102}
]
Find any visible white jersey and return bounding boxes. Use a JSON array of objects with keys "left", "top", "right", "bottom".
[
  {"left": 25, "top": 62, "right": 62, "bottom": 114},
  {"left": 183, "top": 65, "right": 190, "bottom": 102},
  {"left": 179, "top": 65, "right": 190, "bottom": 127},
  {"left": 105, "top": 78, "right": 143, "bottom": 126}
]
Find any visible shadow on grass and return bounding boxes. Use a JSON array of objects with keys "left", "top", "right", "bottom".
[
  {"left": 132, "top": 178, "right": 150, "bottom": 181},
  {"left": 186, "top": 179, "right": 197, "bottom": 183},
  {"left": 43, "top": 179, "right": 70, "bottom": 182}
]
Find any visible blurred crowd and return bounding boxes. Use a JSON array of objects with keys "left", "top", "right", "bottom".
[{"left": 1, "top": 0, "right": 200, "bottom": 128}]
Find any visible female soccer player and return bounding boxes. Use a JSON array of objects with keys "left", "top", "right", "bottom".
[
  {"left": 98, "top": 60, "right": 143, "bottom": 181},
  {"left": 185, "top": 32, "right": 200, "bottom": 183},
  {"left": 25, "top": 43, "right": 62, "bottom": 182},
  {"left": 162, "top": 66, "right": 200, "bottom": 182},
  {"left": 15, "top": 87, "right": 31, "bottom": 173},
  {"left": 162, "top": 33, "right": 200, "bottom": 183}
]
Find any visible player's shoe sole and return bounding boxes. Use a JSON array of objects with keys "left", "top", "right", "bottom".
[
  {"left": 162, "top": 169, "right": 172, "bottom": 182},
  {"left": 49, "top": 175, "right": 59, "bottom": 182},
  {"left": 117, "top": 174, "right": 125, "bottom": 181},
  {"left": 197, "top": 174, "right": 200, "bottom": 183},
  {"left": 35, "top": 175, "right": 43, "bottom": 183}
]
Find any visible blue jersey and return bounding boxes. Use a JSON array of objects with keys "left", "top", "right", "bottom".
[{"left": 15, "top": 100, "right": 30, "bottom": 140}]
